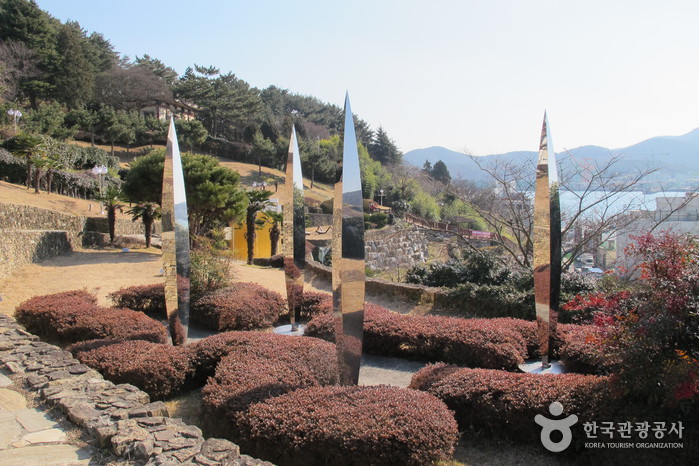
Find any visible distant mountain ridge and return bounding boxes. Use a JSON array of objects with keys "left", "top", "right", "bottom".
[{"left": 404, "top": 128, "right": 699, "bottom": 189}]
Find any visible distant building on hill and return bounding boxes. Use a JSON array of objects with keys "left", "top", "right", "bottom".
[
  {"left": 140, "top": 99, "right": 200, "bottom": 122},
  {"left": 612, "top": 192, "right": 699, "bottom": 268}
]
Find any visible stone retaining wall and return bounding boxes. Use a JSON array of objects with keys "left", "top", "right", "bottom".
[
  {"left": 0, "top": 314, "right": 271, "bottom": 465},
  {"left": 365, "top": 228, "right": 429, "bottom": 271},
  {"left": 306, "top": 259, "right": 444, "bottom": 312},
  {"left": 0, "top": 230, "right": 72, "bottom": 279},
  {"left": 0, "top": 204, "right": 162, "bottom": 278}
]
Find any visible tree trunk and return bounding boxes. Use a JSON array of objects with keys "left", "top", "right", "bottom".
[
  {"left": 46, "top": 170, "right": 54, "bottom": 194},
  {"left": 270, "top": 225, "right": 280, "bottom": 256},
  {"left": 108, "top": 209, "right": 116, "bottom": 243},
  {"left": 25, "top": 161, "right": 33, "bottom": 188},
  {"left": 34, "top": 168, "right": 41, "bottom": 194},
  {"left": 144, "top": 218, "right": 153, "bottom": 248},
  {"left": 311, "top": 166, "right": 315, "bottom": 189},
  {"left": 246, "top": 212, "right": 256, "bottom": 265}
]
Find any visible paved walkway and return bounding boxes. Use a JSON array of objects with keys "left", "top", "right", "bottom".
[{"left": 0, "top": 371, "right": 93, "bottom": 465}]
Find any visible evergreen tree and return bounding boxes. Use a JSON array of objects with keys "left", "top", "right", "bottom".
[
  {"left": 369, "top": 126, "right": 401, "bottom": 165},
  {"left": 430, "top": 160, "right": 451, "bottom": 185}
]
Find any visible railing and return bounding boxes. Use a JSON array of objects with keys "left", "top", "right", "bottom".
[{"left": 403, "top": 212, "right": 498, "bottom": 240}]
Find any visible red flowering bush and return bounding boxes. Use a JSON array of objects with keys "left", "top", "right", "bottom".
[
  {"left": 409, "top": 363, "right": 611, "bottom": 441},
  {"left": 71, "top": 340, "right": 193, "bottom": 399},
  {"left": 202, "top": 333, "right": 338, "bottom": 422},
  {"left": 108, "top": 283, "right": 166, "bottom": 317},
  {"left": 191, "top": 283, "right": 285, "bottom": 331},
  {"left": 238, "top": 385, "right": 458, "bottom": 466},
  {"left": 15, "top": 290, "right": 168, "bottom": 344}
]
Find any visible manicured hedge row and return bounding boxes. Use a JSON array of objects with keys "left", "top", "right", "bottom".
[
  {"left": 559, "top": 325, "right": 611, "bottom": 374},
  {"left": 238, "top": 385, "right": 459, "bottom": 466},
  {"left": 305, "top": 302, "right": 585, "bottom": 371},
  {"left": 306, "top": 304, "right": 538, "bottom": 370},
  {"left": 409, "top": 363, "right": 611, "bottom": 441},
  {"left": 191, "top": 283, "right": 285, "bottom": 331},
  {"left": 15, "top": 290, "right": 168, "bottom": 344},
  {"left": 70, "top": 340, "right": 194, "bottom": 399},
  {"left": 202, "top": 333, "right": 339, "bottom": 424},
  {"left": 108, "top": 283, "right": 166, "bottom": 317}
]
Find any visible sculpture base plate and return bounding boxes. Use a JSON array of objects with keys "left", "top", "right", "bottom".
[
  {"left": 273, "top": 324, "right": 306, "bottom": 336},
  {"left": 518, "top": 359, "right": 566, "bottom": 374}
]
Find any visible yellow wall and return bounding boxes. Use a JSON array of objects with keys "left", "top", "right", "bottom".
[{"left": 230, "top": 215, "right": 278, "bottom": 261}]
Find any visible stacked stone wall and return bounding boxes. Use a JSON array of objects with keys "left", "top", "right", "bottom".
[
  {"left": 364, "top": 228, "right": 429, "bottom": 271},
  {"left": 0, "top": 204, "right": 162, "bottom": 277}
]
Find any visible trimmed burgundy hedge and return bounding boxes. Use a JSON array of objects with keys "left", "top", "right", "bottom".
[
  {"left": 305, "top": 303, "right": 585, "bottom": 371},
  {"left": 202, "top": 333, "right": 338, "bottom": 423},
  {"left": 409, "top": 363, "right": 611, "bottom": 441},
  {"left": 238, "top": 385, "right": 459, "bottom": 466},
  {"left": 71, "top": 340, "right": 193, "bottom": 399},
  {"left": 191, "top": 282, "right": 285, "bottom": 331},
  {"left": 15, "top": 290, "right": 168, "bottom": 344},
  {"left": 108, "top": 283, "right": 166, "bottom": 317},
  {"left": 306, "top": 304, "right": 527, "bottom": 370},
  {"left": 559, "top": 325, "right": 611, "bottom": 374}
]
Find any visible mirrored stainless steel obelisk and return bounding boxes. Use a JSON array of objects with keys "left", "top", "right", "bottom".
[
  {"left": 282, "top": 126, "right": 305, "bottom": 331},
  {"left": 333, "top": 92, "right": 366, "bottom": 385},
  {"left": 533, "top": 111, "right": 559, "bottom": 366},
  {"left": 161, "top": 117, "right": 191, "bottom": 345},
  {"left": 548, "top": 115, "right": 562, "bottom": 353}
]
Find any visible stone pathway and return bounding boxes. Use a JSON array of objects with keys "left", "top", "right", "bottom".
[
  {"left": 0, "top": 314, "right": 271, "bottom": 466},
  {"left": 0, "top": 371, "right": 93, "bottom": 465}
]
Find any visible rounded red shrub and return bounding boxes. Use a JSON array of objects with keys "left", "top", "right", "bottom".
[
  {"left": 191, "top": 283, "right": 285, "bottom": 331},
  {"left": 409, "top": 363, "right": 611, "bottom": 441},
  {"left": 15, "top": 291, "right": 168, "bottom": 344},
  {"left": 108, "top": 283, "right": 166, "bottom": 317},
  {"left": 239, "top": 385, "right": 459, "bottom": 466},
  {"left": 559, "top": 325, "right": 612, "bottom": 374},
  {"left": 188, "top": 331, "right": 287, "bottom": 386},
  {"left": 202, "top": 333, "right": 338, "bottom": 421},
  {"left": 15, "top": 290, "right": 98, "bottom": 339},
  {"left": 72, "top": 340, "right": 193, "bottom": 399}
]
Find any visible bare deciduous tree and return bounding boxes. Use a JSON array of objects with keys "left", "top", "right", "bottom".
[{"left": 447, "top": 152, "right": 697, "bottom": 270}]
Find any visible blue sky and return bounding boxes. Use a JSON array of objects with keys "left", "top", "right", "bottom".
[{"left": 34, "top": 0, "right": 699, "bottom": 155}]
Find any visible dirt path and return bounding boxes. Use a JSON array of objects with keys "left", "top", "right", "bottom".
[
  {"left": 0, "top": 246, "right": 420, "bottom": 318},
  {"left": 0, "top": 248, "right": 163, "bottom": 316}
]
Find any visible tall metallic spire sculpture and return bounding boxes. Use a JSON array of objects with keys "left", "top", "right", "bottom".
[
  {"left": 282, "top": 125, "right": 305, "bottom": 331},
  {"left": 161, "top": 117, "right": 191, "bottom": 345},
  {"left": 532, "top": 111, "right": 560, "bottom": 366},
  {"left": 333, "top": 92, "right": 366, "bottom": 385}
]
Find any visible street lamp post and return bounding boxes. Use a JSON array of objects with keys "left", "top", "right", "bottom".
[
  {"left": 7, "top": 109, "right": 22, "bottom": 133},
  {"left": 91, "top": 165, "right": 108, "bottom": 214},
  {"left": 379, "top": 188, "right": 385, "bottom": 206}
]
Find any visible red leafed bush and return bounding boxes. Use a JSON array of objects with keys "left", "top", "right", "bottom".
[
  {"left": 409, "top": 363, "right": 611, "bottom": 441},
  {"left": 238, "top": 385, "right": 459, "bottom": 466},
  {"left": 15, "top": 291, "right": 168, "bottom": 344},
  {"left": 560, "top": 325, "right": 614, "bottom": 374},
  {"left": 188, "top": 331, "right": 290, "bottom": 386},
  {"left": 71, "top": 340, "right": 193, "bottom": 399},
  {"left": 108, "top": 283, "right": 166, "bottom": 317},
  {"left": 306, "top": 305, "right": 530, "bottom": 370},
  {"left": 202, "top": 333, "right": 338, "bottom": 423},
  {"left": 15, "top": 290, "right": 97, "bottom": 339},
  {"left": 191, "top": 283, "right": 285, "bottom": 331}
]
